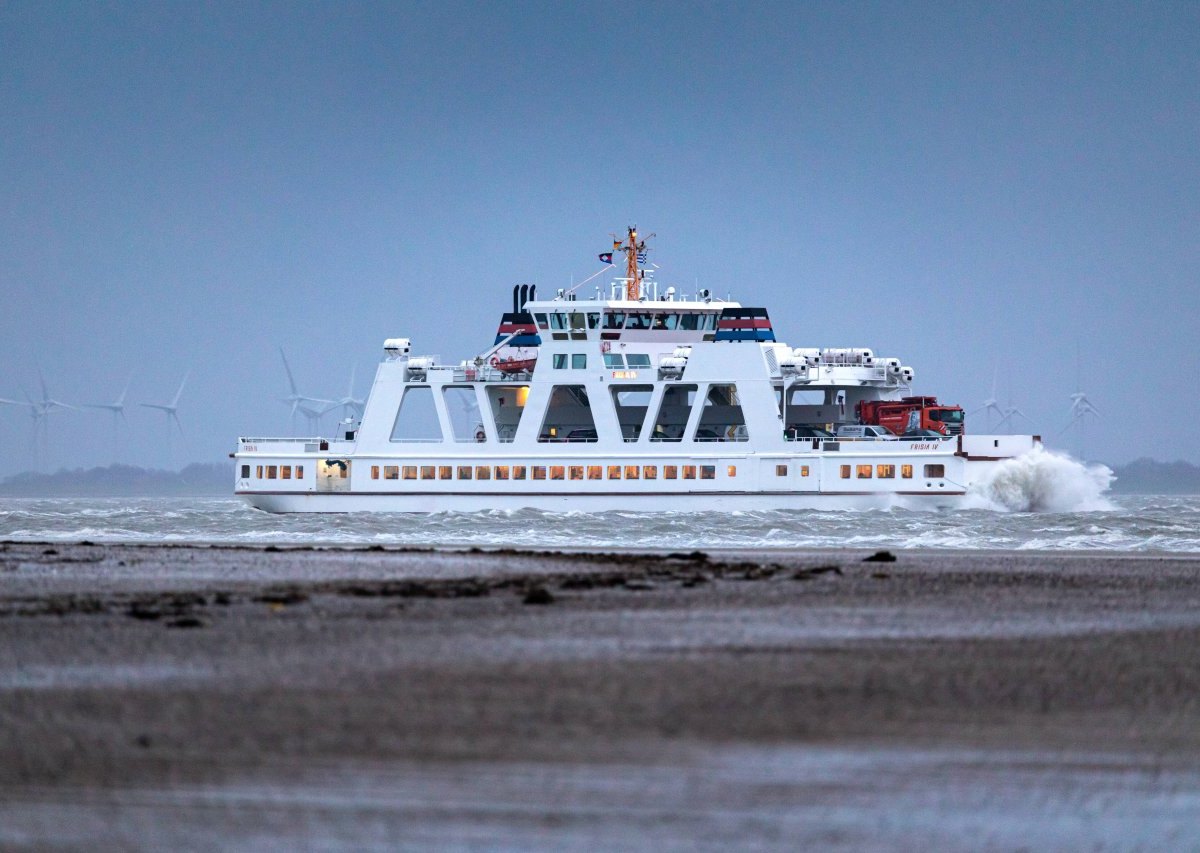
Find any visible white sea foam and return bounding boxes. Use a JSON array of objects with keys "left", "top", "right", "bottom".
[{"left": 966, "top": 446, "right": 1115, "bottom": 513}]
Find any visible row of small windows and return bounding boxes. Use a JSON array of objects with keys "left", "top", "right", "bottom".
[
  {"left": 536, "top": 312, "right": 720, "bottom": 333},
  {"left": 370, "top": 464, "right": 730, "bottom": 481},
  {"left": 243, "top": 464, "right": 306, "bottom": 480},
  {"left": 838, "top": 463, "right": 944, "bottom": 479}
]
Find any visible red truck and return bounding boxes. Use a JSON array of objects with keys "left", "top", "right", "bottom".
[{"left": 856, "top": 396, "right": 965, "bottom": 436}]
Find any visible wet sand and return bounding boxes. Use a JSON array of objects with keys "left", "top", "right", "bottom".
[{"left": 1, "top": 541, "right": 1198, "bottom": 849}]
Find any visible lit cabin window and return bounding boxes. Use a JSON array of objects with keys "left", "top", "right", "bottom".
[
  {"left": 699, "top": 466, "right": 716, "bottom": 480},
  {"left": 549, "top": 313, "right": 567, "bottom": 330},
  {"left": 281, "top": 465, "right": 292, "bottom": 480},
  {"left": 924, "top": 464, "right": 945, "bottom": 478},
  {"left": 727, "top": 465, "right": 737, "bottom": 477},
  {"left": 240, "top": 464, "right": 250, "bottom": 478},
  {"left": 587, "top": 465, "right": 602, "bottom": 480},
  {"left": 800, "top": 466, "right": 810, "bottom": 477},
  {"left": 256, "top": 465, "right": 263, "bottom": 479},
  {"left": 534, "top": 313, "right": 549, "bottom": 330},
  {"left": 626, "top": 313, "right": 652, "bottom": 330},
  {"left": 457, "top": 466, "right": 472, "bottom": 480},
  {"left": 877, "top": 464, "right": 896, "bottom": 479},
  {"left": 550, "top": 466, "right": 565, "bottom": 480},
  {"left": 607, "top": 465, "right": 622, "bottom": 480},
  {"left": 856, "top": 465, "right": 872, "bottom": 479},
  {"left": 603, "top": 312, "right": 625, "bottom": 329},
  {"left": 384, "top": 466, "right": 400, "bottom": 480},
  {"left": 267, "top": 466, "right": 278, "bottom": 479},
  {"left": 296, "top": 465, "right": 303, "bottom": 478},
  {"left": 402, "top": 466, "right": 417, "bottom": 480},
  {"left": 643, "top": 465, "right": 657, "bottom": 479},
  {"left": 421, "top": 466, "right": 436, "bottom": 480},
  {"left": 624, "top": 465, "right": 640, "bottom": 480},
  {"left": 682, "top": 465, "right": 697, "bottom": 479},
  {"left": 663, "top": 465, "right": 678, "bottom": 479},
  {"left": 532, "top": 466, "right": 547, "bottom": 480},
  {"left": 512, "top": 466, "right": 526, "bottom": 480},
  {"left": 901, "top": 465, "right": 913, "bottom": 479},
  {"left": 371, "top": 466, "right": 379, "bottom": 480},
  {"left": 495, "top": 466, "right": 510, "bottom": 480},
  {"left": 571, "top": 354, "right": 587, "bottom": 369},
  {"left": 439, "top": 466, "right": 453, "bottom": 480},
  {"left": 552, "top": 354, "right": 567, "bottom": 369},
  {"left": 840, "top": 465, "right": 851, "bottom": 479},
  {"left": 568, "top": 466, "right": 584, "bottom": 480},
  {"left": 776, "top": 464, "right": 787, "bottom": 477},
  {"left": 475, "top": 466, "right": 491, "bottom": 480}
]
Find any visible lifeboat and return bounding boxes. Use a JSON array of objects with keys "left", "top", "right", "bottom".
[{"left": 490, "top": 354, "right": 537, "bottom": 374}]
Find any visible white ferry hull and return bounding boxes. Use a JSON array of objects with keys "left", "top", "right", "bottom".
[{"left": 238, "top": 488, "right": 967, "bottom": 513}]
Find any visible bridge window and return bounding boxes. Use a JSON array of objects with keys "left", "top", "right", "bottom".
[
  {"left": 392, "top": 386, "right": 443, "bottom": 442},
  {"left": 552, "top": 354, "right": 567, "bottom": 369},
  {"left": 538, "top": 385, "right": 598, "bottom": 443},
  {"left": 924, "top": 464, "right": 945, "bottom": 478},
  {"left": 651, "top": 384, "right": 697, "bottom": 442},
  {"left": 696, "top": 384, "right": 748, "bottom": 442},
  {"left": 603, "top": 312, "right": 626, "bottom": 329},
  {"left": 655, "top": 314, "right": 681, "bottom": 330},
  {"left": 626, "top": 313, "right": 653, "bottom": 331},
  {"left": 679, "top": 314, "right": 700, "bottom": 331},
  {"left": 549, "top": 313, "right": 567, "bottom": 330}
]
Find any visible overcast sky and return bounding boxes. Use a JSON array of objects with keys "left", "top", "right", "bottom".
[{"left": 1, "top": 1, "right": 1197, "bottom": 474}]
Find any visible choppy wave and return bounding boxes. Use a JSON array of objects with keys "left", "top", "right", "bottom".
[
  {"left": 966, "top": 446, "right": 1115, "bottom": 512},
  {"left": 1, "top": 493, "right": 1197, "bottom": 552}
]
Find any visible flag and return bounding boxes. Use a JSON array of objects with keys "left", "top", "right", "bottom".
[
  {"left": 636, "top": 252, "right": 647, "bottom": 264},
  {"left": 598, "top": 252, "right": 613, "bottom": 264}
]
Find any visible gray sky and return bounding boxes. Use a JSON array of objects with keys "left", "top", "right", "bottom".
[{"left": 2, "top": 1, "right": 1197, "bottom": 474}]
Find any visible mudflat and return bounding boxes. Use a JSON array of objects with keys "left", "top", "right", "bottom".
[{"left": 1, "top": 542, "right": 1198, "bottom": 849}]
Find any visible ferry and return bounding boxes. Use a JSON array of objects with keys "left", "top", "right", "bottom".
[{"left": 234, "top": 228, "right": 1040, "bottom": 512}]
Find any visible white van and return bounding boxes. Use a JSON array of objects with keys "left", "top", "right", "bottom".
[{"left": 836, "top": 424, "right": 899, "bottom": 440}]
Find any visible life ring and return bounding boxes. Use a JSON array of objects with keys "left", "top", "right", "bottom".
[
  {"left": 600, "top": 341, "right": 611, "bottom": 353},
  {"left": 490, "top": 356, "right": 501, "bottom": 367},
  {"left": 475, "top": 429, "right": 486, "bottom": 442}
]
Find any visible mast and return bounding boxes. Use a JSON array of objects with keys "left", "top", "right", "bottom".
[{"left": 618, "top": 225, "right": 648, "bottom": 301}]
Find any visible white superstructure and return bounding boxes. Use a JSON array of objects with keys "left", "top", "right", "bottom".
[{"left": 234, "top": 229, "right": 1039, "bottom": 512}]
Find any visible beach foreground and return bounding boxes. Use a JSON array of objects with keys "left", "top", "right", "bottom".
[{"left": 1, "top": 542, "right": 1198, "bottom": 849}]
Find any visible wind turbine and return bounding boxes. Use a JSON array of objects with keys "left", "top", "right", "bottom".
[
  {"left": 83, "top": 374, "right": 132, "bottom": 462},
  {"left": 1060, "top": 389, "right": 1100, "bottom": 459},
  {"left": 322, "top": 364, "right": 366, "bottom": 423},
  {"left": 139, "top": 373, "right": 189, "bottom": 469},
  {"left": 0, "top": 367, "right": 76, "bottom": 470},
  {"left": 970, "top": 366, "right": 1005, "bottom": 431},
  {"left": 279, "top": 348, "right": 333, "bottom": 434}
]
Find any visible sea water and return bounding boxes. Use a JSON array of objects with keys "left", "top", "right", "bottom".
[{"left": 1, "top": 451, "right": 1195, "bottom": 552}]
